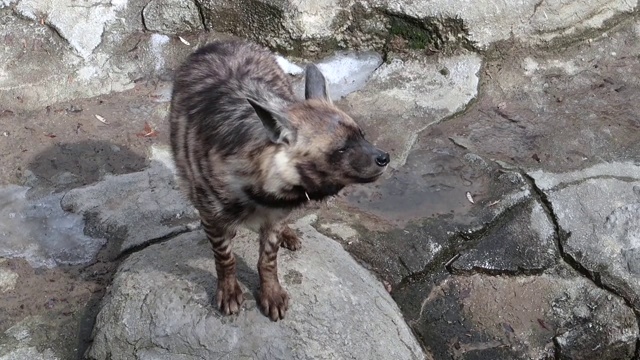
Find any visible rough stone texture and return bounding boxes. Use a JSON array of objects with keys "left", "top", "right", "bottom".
[
  {"left": 530, "top": 162, "right": 640, "bottom": 311},
  {"left": 0, "top": 185, "right": 106, "bottom": 268},
  {"left": 198, "top": 0, "right": 353, "bottom": 51},
  {"left": 198, "top": 0, "right": 636, "bottom": 54},
  {"left": 0, "top": 3, "right": 226, "bottom": 111},
  {"left": 341, "top": 52, "right": 482, "bottom": 169},
  {"left": 376, "top": 0, "right": 636, "bottom": 49},
  {"left": 393, "top": 271, "right": 638, "bottom": 360},
  {"left": 451, "top": 199, "right": 558, "bottom": 274},
  {"left": 60, "top": 160, "right": 200, "bottom": 255},
  {"left": 86, "top": 216, "right": 426, "bottom": 360},
  {"left": 142, "top": 0, "right": 204, "bottom": 34},
  {"left": 0, "top": 347, "right": 58, "bottom": 360},
  {"left": 15, "top": 0, "right": 128, "bottom": 59}
]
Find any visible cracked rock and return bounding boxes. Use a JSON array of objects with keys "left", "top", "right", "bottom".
[
  {"left": 60, "top": 160, "right": 200, "bottom": 256},
  {"left": 85, "top": 216, "right": 425, "bottom": 360},
  {"left": 451, "top": 199, "right": 558, "bottom": 274},
  {"left": 531, "top": 163, "right": 640, "bottom": 311},
  {"left": 376, "top": 0, "right": 636, "bottom": 49},
  {"left": 142, "top": 0, "right": 204, "bottom": 34},
  {"left": 393, "top": 271, "right": 638, "bottom": 359}
]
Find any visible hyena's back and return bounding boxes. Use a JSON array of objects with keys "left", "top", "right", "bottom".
[{"left": 168, "top": 40, "right": 295, "bottom": 217}]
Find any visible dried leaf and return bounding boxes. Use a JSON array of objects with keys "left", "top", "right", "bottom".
[
  {"left": 382, "top": 280, "right": 392, "bottom": 293},
  {"left": 178, "top": 36, "right": 190, "bottom": 46},
  {"left": 466, "top": 191, "right": 475, "bottom": 204},
  {"left": 136, "top": 122, "right": 158, "bottom": 137},
  {"left": 94, "top": 114, "right": 108, "bottom": 124}
]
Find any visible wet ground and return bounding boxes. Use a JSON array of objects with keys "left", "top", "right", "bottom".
[{"left": 2, "top": 12, "right": 640, "bottom": 360}]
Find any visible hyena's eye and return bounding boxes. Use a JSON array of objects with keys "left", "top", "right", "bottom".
[{"left": 337, "top": 147, "right": 347, "bottom": 154}]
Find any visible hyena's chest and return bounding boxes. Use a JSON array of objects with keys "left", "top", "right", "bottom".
[{"left": 242, "top": 206, "right": 291, "bottom": 232}]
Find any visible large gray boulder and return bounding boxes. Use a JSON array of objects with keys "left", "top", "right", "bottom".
[{"left": 86, "top": 215, "right": 426, "bottom": 360}]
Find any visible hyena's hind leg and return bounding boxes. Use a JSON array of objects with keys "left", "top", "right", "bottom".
[
  {"left": 279, "top": 224, "right": 301, "bottom": 251},
  {"left": 200, "top": 215, "right": 245, "bottom": 315}
]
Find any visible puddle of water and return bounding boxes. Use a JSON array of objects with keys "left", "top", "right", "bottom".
[{"left": 343, "top": 147, "right": 491, "bottom": 226}]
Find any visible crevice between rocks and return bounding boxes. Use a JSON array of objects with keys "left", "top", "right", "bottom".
[
  {"left": 523, "top": 172, "right": 639, "bottom": 314},
  {"left": 115, "top": 224, "right": 201, "bottom": 261},
  {"left": 191, "top": 0, "right": 209, "bottom": 32}
]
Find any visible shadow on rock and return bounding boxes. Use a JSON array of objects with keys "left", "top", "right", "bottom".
[{"left": 24, "top": 140, "right": 148, "bottom": 196}]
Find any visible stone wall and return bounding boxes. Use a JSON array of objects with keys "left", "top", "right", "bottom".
[{"left": 0, "top": 0, "right": 637, "bottom": 111}]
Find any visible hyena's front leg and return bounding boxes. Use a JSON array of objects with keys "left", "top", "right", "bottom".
[
  {"left": 258, "top": 222, "right": 290, "bottom": 321},
  {"left": 279, "top": 224, "right": 301, "bottom": 251},
  {"left": 201, "top": 217, "right": 244, "bottom": 315}
]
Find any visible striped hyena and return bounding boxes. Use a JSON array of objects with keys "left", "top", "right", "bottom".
[{"left": 168, "top": 39, "right": 390, "bottom": 321}]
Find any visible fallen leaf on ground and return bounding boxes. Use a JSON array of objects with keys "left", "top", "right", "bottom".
[
  {"left": 94, "top": 114, "right": 108, "bottom": 124},
  {"left": 136, "top": 122, "right": 158, "bottom": 137}
]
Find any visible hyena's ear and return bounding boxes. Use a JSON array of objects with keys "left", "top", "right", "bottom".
[
  {"left": 247, "top": 98, "right": 296, "bottom": 145},
  {"left": 304, "top": 64, "right": 331, "bottom": 103}
]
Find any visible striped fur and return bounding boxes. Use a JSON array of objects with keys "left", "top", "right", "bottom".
[{"left": 168, "top": 39, "right": 389, "bottom": 321}]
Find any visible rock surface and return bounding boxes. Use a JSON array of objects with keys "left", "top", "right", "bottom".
[
  {"left": 60, "top": 160, "right": 200, "bottom": 255},
  {"left": 86, "top": 216, "right": 426, "bottom": 360},
  {"left": 450, "top": 199, "right": 558, "bottom": 275},
  {"left": 341, "top": 52, "right": 482, "bottom": 169},
  {"left": 198, "top": 0, "right": 636, "bottom": 53},
  {"left": 393, "top": 270, "right": 638, "bottom": 360},
  {"left": 376, "top": 0, "right": 636, "bottom": 48},
  {"left": 530, "top": 162, "right": 640, "bottom": 311},
  {"left": 142, "top": 0, "right": 204, "bottom": 34},
  {"left": 0, "top": 185, "right": 105, "bottom": 268}
]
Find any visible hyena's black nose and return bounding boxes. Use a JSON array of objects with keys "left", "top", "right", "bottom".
[{"left": 375, "top": 151, "right": 390, "bottom": 167}]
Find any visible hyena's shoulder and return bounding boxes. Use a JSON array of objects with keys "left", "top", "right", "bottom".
[
  {"left": 169, "top": 39, "right": 292, "bottom": 158},
  {"left": 173, "top": 39, "right": 290, "bottom": 94}
]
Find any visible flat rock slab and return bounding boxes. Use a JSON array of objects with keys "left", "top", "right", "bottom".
[
  {"left": 0, "top": 185, "right": 105, "bottom": 268},
  {"left": 86, "top": 216, "right": 425, "bottom": 360},
  {"left": 530, "top": 162, "right": 640, "bottom": 311},
  {"left": 394, "top": 271, "right": 638, "bottom": 359},
  {"left": 451, "top": 199, "right": 558, "bottom": 274},
  {"left": 60, "top": 160, "right": 200, "bottom": 255}
]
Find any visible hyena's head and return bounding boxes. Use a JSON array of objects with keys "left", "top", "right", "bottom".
[{"left": 247, "top": 64, "right": 390, "bottom": 200}]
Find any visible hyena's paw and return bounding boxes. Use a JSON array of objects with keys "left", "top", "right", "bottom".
[
  {"left": 216, "top": 278, "right": 245, "bottom": 315},
  {"left": 279, "top": 226, "right": 301, "bottom": 251},
  {"left": 259, "top": 283, "right": 290, "bottom": 321}
]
